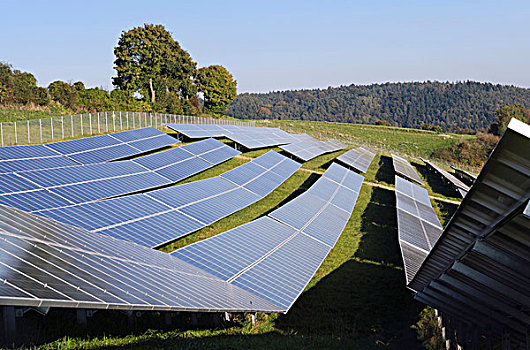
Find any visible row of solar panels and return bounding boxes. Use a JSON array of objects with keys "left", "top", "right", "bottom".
[
  {"left": 421, "top": 158, "right": 470, "bottom": 197},
  {"left": 0, "top": 138, "right": 239, "bottom": 213},
  {"left": 0, "top": 161, "right": 363, "bottom": 313},
  {"left": 166, "top": 124, "right": 308, "bottom": 150},
  {"left": 408, "top": 119, "right": 530, "bottom": 342},
  {"left": 172, "top": 163, "right": 364, "bottom": 311},
  {"left": 337, "top": 146, "right": 377, "bottom": 173},
  {"left": 37, "top": 151, "right": 300, "bottom": 248},
  {"left": 0, "top": 127, "right": 177, "bottom": 173},
  {"left": 279, "top": 138, "right": 345, "bottom": 162}
]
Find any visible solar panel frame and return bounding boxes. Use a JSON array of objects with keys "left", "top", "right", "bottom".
[
  {"left": 336, "top": 146, "right": 377, "bottom": 173},
  {"left": 391, "top": 153, "right": 424, "bottom": 185}
]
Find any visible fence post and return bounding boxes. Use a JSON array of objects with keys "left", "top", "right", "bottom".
[
  {"left": 0, "top": 122, "right": 3, "bottom": 146},
  {"left": 39, "top": 119, "right": 42, "bottom": 143},
  {"left": 127, "top": 112, "right": 129, "bottom": 129},
  {"left": 71, "top": 115, "right": 74, "bottom": 137},
  {"left": 105, "top": 112, "right": 108, "bottom": 132},
  {"left": 120, "top": 111, "right": 123, "bottom": 130},
  {"left": 144, "top": 112, "right": 147, "bottom": 127},
  {"left": 50, "top": 117, "right": 54, "bottom": 140},
  {"left": 27, "top": 120, "right": 30, "bottom": 143},
  {"left": 80, "top": 115, "right": 83, "bottom": 135},
  {"left": 112, "top": 111, "right": 116, "bottom": 131},
  {"left": 97, "top": 112, "right": 100, "bottom": 133},
  {"left": 88, "top": 113, "right": 92, "bottom": 134},
  {"left": 14, "top": 122, "right": 17, "bottom": 144},
  {"left": 61, "top": 116, "right": 64, "bottom": 139}
]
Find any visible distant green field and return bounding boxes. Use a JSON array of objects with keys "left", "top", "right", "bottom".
[
  {"left": 259, "top": 119, "right": 474, "bottom": 160},
  {"left": 0, "top": 107, "right": 66, "bottom": 122}
]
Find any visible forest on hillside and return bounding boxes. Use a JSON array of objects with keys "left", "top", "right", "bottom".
[{"left": 227, "top": 81, "right": 530, "bottom": 132}]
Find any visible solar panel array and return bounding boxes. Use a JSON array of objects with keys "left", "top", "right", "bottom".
[
  {"left": 0, "top": 127, "right": 177, "bottom": 175},
  {"left": 0, "top": 138, "right": 239, "bottom": 212},
  {"left": 166, "top": 124, "right": 307, "bottom": 149},
  {"left": 46, "top": 127, "right": 177, "bottom": 164},
  {"left": 172, "top": 162, "right": 364, "bottom": 312},
  {"left": 0, "top": 204, "right": 281, "bottom": 313},
  {"left": 391, "top": 153, "right": 424, "bottom": 185},
  {"left": 394, "top": 175, "right": 443, "bottom": 284},
  {"left": 279, "top": 138, "right": 345, "bottom": 162},
  {"left": 336, "top": 146, "right": 377, "bottom": 173},
  {"left": 422, "top": 159, "right": 470, "bottom": 197},
  {"left": 37, "top": 151, "right": 300, "bottom": 248}
]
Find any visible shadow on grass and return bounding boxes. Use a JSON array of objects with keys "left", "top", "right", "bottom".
[
  {"left": 375, "top": 155, "right": 394, "bottom": 184},
  {"left": 274, "top": 186, "right": 424, "bottom": 349},
  {"left": 412, "top": 162, "right": 459, "bottom": 198}
]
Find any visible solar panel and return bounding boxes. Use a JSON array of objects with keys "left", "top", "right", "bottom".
[
  {"left": 166, "top": 124, "right": 302, "bottom": 150},
  {"left": 336, "top": 146, "right": 376, "bottom": 173},
  {"left": 172, "top": 162, "right": 364, "bottom": 312},
  {"left": 45, "top": 127, "right": 177, "bottom": 164},
  {"left": 422, "top": 159, "right": 471, "bottom": 197},
  {"left": 0, "top": 204, "right": 281, "bottom": 313},
  {"left": 391, "top": 153, "right": 424, "bottom": 185},
  {"left": 37, "top": 152, "right": 301, "bottom": 247},
  {"left": 394, "top": 175, "right": 443, "bottom": 284},
  {"left": 280, "top": 138, "right": 345, "bottom": 162},
  {"left": 0, "top": 139, "right": 238, "bottom": 211},
  {"left": 0, "top": 144, "right": 78, "bottom": 174}
]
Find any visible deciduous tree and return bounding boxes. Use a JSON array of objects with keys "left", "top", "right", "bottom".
[{"left": 196, "top": 65, "right": 237, "bottom": 114}]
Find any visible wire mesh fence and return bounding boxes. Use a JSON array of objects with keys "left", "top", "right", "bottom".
[{"left": 0, "top": 112, "right": 255, "bottom": 146}]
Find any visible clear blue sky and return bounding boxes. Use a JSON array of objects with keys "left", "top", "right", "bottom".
[{"left": 1, "top": 0, "right": 529, "bottom": 93}]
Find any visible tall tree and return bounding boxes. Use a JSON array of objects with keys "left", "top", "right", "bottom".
[
  {"left": 196, "top": 65, "right": 237, "bottom": 114},
  {"left": 112, "top": 24, "right": 197, "bottom": 111},
  {"left": 489, "top": 103, "right": 530, "bottom": 135}
]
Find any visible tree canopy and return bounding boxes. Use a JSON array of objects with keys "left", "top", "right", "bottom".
[
  {"left": 112, "top": 24, "right": 197, "bottom": 114},
  {"left": 196, "top": 65, "right": 237, "bottom": 114},
  {"left": 227, "top": 81, "right": 530, "bottom": 132},
  {"left": 489, "top": 103, "right": 530, "bottom": 135}
]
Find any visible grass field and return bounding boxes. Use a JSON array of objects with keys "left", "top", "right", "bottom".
[
  {"left": 259, "top": 119, "right": 474, "bottom": 161},
  {"left": 14, "top": 139, "right": 457, "bottom": 349}
]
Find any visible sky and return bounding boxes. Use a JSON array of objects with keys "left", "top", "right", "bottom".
[{"left": 1, "top": 0, "right": 529, "bottom": 93}]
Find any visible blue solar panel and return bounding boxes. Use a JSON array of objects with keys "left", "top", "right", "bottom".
[
  {"left": 172, "top": 217, "right": 296, "bottom": 280},
  {"left": 0, "top": 156, "right": 77, "bottom": 174},
  {"left": 154, "top": 157, "right": 212, "bottom": 182},
  {"left": 131, "top": 147, "right": 193, "bottom": 170},
  {"left": 0, "top": 190, "right": 72, "bottom": 212},
  {"left": 109, "top": 127, "right": 162, "bottom": 142},
  {"left": 0, "top": 144, "right": 60, "bottom": 159},
  {"left": 66, "top": 144, "right": 139, "bottom": 164},
  {"left": 181, "top": 138, "right": 226, "bottom": 155},
  {"left": 147, "top": 177, "right": 237, "bottom": 208},
  {"left": 127, "top": 134, "right": 176, "bottom": 152},
  {"left": 0, "top": 174, "right": 40, "bottom": 194},
  {"left": 230, "top": 233, "right": 330, "bottom": 310},
  {"left": 46, "top": 134, "right": 121, "bottom": 154},
  {"left": 197, "top": 146, "right": 240, "bottom": 164},
  {"left": 178, "top": 187, "right": 261, "bottom": 225},
  {"left": 49, "top": 172, "right": 170, "bottom": 203}
]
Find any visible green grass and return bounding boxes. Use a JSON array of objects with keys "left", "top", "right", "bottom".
[
  {"left": 259, "top": 119, "right": 474, "bottom": 161},
  {"left": 0, "top": 107, "right": 65, "bottom": 122}
]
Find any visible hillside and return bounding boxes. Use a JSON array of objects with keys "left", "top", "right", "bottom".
[{"left": 227, "top": 81, "right": 530, "bottom": 132}]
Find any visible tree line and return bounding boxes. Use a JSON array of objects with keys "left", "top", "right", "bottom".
[
  {"left": 0, "top": 24, "right": 237, "bottom": 116},
  {"left": 227, "top": 81, "right": 530, "bottom": 132}
]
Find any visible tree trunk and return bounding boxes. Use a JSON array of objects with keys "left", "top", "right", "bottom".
[{"left": 149, "top": 78, "right": 156, "bottom": 104}]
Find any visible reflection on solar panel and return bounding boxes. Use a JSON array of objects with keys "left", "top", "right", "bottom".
[
  {"left": 166, "top": 124, "right": 306, "bottom": 150},
  {"left": 336, "top": 146, "right": 376, "bottom": 173},
  {"left": 394, "top": 175, "right": 442, "bottom": 284},
  {"left": 0, "top": 204, "right": 280, "bottom": 312},
  {"left": 172, "top": 162, "right": 364, "bottom": 312},
  {"left": 0, "top": 145, "right": 78, "bottom": 174},
  {"left": 279, "top": 138, "right": 345, "bottom": 162},
  {"left": 421, "top": 158, "right": 470, "bottom": 197},
  {"left": 391, "top": 153, "right": 424, "bottom": 185},
  {"left": 37, "top": 151, "right": 301, "bottom": 248},
  {"left": 45, "top": 127, "right": 177, "bottom": 163},
  {"left": 0, "top": 139, "right": 238, "bottom": 211}
]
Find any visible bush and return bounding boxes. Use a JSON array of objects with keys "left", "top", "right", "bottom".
[{"left": 432, "top": 132, "right": 499, "bottom": 168}]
